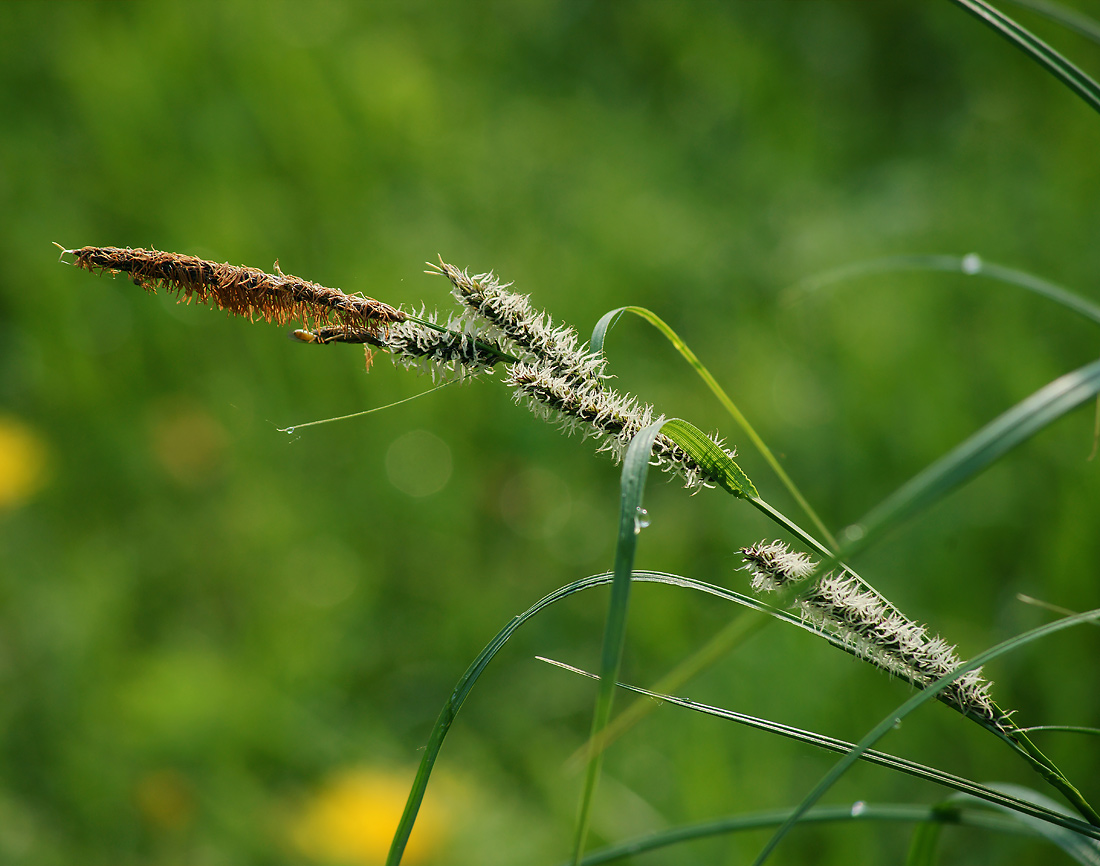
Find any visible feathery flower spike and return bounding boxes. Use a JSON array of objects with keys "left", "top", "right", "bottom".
[
  {"left": 740, "top": 540, "right": 1009, "bottom": 730},
  {"left": 509, "top": 362, "right": 732, "bottom": 490},
  {"left": 64, "top": 246, "right": 405, "bottom": 331},
  {"left": 293, "top": 314, "right": 510, "bottom": 382},
  {"left": 424, "top": 259, "right": 738, "bottom": 488},
  {"left": 428, "top": 259, "right": 607, "bottom": 385}
]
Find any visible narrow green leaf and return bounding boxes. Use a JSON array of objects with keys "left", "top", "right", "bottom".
[
  {"left": 592, "top": 306, "right": 834, "bottom": 546},
  {"left": 570, "top": 420, "right": 667, "bottom": 866},
  {"left": 385, "top": 571, "right": 1100, "bottom": 864},
  {"left": 1018, "top": 725, "right": 1100, "bottom": 737},
  {"left": 842, "top": 357, "right": 1100, "bottom": 556},
  {"left": 955, "top": 784, "right": 1100, "bottom": 865},
  {"left": 384, "top": 573, "right": 616, "bottom": 866},
  {"left": 1003, "top": 0, "right": 1100, "bottom": 47},
  {"left": 566, "top": 804, "right": 1032, "bottom": 866},
  {"left": 385, "top": 569, "right": 775, "bottom": 865},
  {"left": 905, "top": 814, "right": 947, "bottom": 866},
  {"left": 752, "top": 607, "right": 1100, "bottom": 866},
  {"left": 540, "top": 657, "right": 1100, "bottom": 840},
  {"left": 662, "top": 418, "right": 757, "bottom": 497},
  {"left": 792, "top": 253, "right": 1100, "bottom": 328},
  {"left": 950, "top": 0, "right": 1100, "bottom": 116}
]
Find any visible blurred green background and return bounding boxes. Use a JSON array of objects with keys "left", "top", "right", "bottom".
[{"left": 2, "top": 1, "right": 1099, "bottom": 863}]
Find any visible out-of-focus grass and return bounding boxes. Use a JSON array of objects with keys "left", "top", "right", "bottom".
[{"left": 1, "top": 2, "right": 1098, "bottom": 863}]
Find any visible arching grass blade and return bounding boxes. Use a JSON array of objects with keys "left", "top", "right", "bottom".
[
  {"left": 953, "top": 784, "right": 1100, "bottom": 864},
  {"left": 1003, "top": 0, "right": 1100, "bottom": 47},
  {"left": 564, "top": 804, "right": 1036, "bottom": 866},
  {"left": 791, "top": 253, "right": 1100, "bottom": 328},
  {"left": 539, "top": 657, "right": 1100, "bottom": 840},
  {"left": 752, "top": 607, "right": 1100, "bottom": 866},
  {"left": 950, "top": 0, "right": 1100, "bottom": 116},
  {"left": 842, "top": 357, "right": 1100, "bottom": 556},
  {"left": 592, "top": 306, "right": 835, "bottom": 546}
]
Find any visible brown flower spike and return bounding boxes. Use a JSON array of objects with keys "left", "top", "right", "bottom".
[{"left": 63, "top": 246, "right": 405, "bottom": 332}]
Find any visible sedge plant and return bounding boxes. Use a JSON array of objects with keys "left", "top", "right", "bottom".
[
  {"left": 57, "top": 4, "right": 1100, "bottom": 862},
  {"left": 62, "top": 237, "right": 1100, "bottom": 864}
]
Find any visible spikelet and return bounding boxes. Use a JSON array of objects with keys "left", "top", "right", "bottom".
[
  {"left": 294, "top": 312, "right": 509, "bottom": 382},
  {"left": 740, "top": 540, "right": 1009, "bottom": 730},
  {"left": 65, "top": 246, "right": 405, "bottom": 332},
  {"left": 508, "top": 362, "right": 732, "bottom": 490},
  {"left": 428, "top": 259, "right": 606, "bottom": 385}
]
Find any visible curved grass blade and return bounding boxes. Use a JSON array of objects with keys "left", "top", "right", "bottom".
[
  {"left": 383, "top": 572, "right": 618, "bottom": 866},
  {"left": 752, "top": 607, "right": 1100, "bottom": 866},
  {"left": 567, "top": 497, "right": 903, "bottom": 768},
  {"left": 1003, "top": 0, "right": 1100, "bottom": 47},
  {"left": 592, "top": 306, "right": 836, "bottom": 547},
  {"left": 841, "top": 357, "right": 1100, "bottom": 557},
  {"left": 1018, "top": 725, "right": 1100, "bottom": 737},
  {"left": 905, "top": 813, "right": 946, "bottom": 866},
  {"left": 661, "top": 418, "right": 757, "bottom": 497},
  {"left": 790, "top": 254, "right": 1100, "bottom": 328},
  {"left": 955, "top": 783, "right": 1100, "bottom": 865},
  {"left": 383, "top": 569, "right": 1098, "bottom": 864},
  {"left": 947, "top": 785, "right": 1100, "bottom": 865},
  {"left": 539, "top": 658, "right": 1100, "bottom": 839},
  {"left": 564, "top": 803, "right": 1034, "bottom": 866},
  {"left": 385, "top": 566, "right": 843, "bottom": 866},
  {"left": 570, "top": 419, "right": 668, "bottom": 866},
  {"left": 950, "top": 0, "right": 1100, "bottom": 116}
]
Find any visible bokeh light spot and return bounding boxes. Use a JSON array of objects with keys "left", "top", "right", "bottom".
[{"left": 385, "top": 430, "right": 452, "bottom": 498}]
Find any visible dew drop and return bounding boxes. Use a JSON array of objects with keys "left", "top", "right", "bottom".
[
  {"left": 851, "top": 800, "right": 867, "bottom": 817},
  {"left": 633, "top": 507, "right": 650, "bottom": 535},
  {"left": 284, "top": 427, "right": 295, "bottom": 435},
  {"left": 961, "top": 253, "right": 982, "bottom": 275},
  {"left": 841, "top": 524, "right": 865, "bottom": 543},
  {"left": 892, "top": 718, "right": 903, "bottom": 730}
]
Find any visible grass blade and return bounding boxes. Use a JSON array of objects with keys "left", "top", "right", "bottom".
[
  {"left": 570, "top": 420, "right": 668, "bottom": 866},
  {"left": 386, "top": 565, "right": 847, "bottom": 866},
  {"left": 842, "top": 357, "right": 1100, "bottom": 556},
  {"left": 384, "top": 573, "right": 618, "bottom": 866},
  {"left": 592, "top": 306, "right": 836, "bottom": 547},
  {"left": 954, "top": 784, "right": 1100, "bottom": 864},
  {"left": 565, "top": 804, "right": 1035, "bottom": 866},
  {"left": 905, "top": 815, "right": 946, "bottom": 866},
  {"left": 950, "top": 0, "right": 1100, "bottom": 116},
  {"left": 385, "top": 568, "right": 1099, "bottom": 863},
  {"left": 791, "top": 253, "right": 1100, "bottom": 328},
  {"left": 540, "top": 657, "right": 1100, "bottom": 840},
  {"left": 1003, "top": 0, "right": 1100, "bottom": 46},
  {"left": 661, "top": 418, "right": 757, "bottom": 497},
  {"left": 752, "top": 607, "right": 1100, "bottom": 866}
]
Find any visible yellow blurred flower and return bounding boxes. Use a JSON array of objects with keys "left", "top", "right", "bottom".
[
  {"left": 291, "top": 767, "right": 450, "bottom": 866},
  {"left": 0, "top": 416, "right": 49, "bottom": 510}
]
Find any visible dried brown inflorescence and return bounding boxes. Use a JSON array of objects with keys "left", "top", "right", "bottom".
[{"left": 65, "top": 246, "right": 406, "bottom": 332}]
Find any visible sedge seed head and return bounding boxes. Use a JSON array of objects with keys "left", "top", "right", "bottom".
[{"left": 67, "top": 246, "right": 405, "bottom": 331}]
